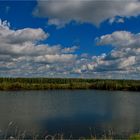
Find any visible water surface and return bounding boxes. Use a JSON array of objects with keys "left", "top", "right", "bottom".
[{"left": 0, "top": 90, "right": 139, "bottom": 138}]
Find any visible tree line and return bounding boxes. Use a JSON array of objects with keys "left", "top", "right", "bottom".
[{"left": 0, "top": 78, "right": 139, "bottom": 91}]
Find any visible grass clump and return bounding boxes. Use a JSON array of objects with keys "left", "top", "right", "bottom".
[{"left": 129, "top": 133, "right": 140, "bottom": 140}]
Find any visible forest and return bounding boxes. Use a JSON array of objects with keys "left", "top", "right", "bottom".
[{"left": 0, "top": 78, "right": 139, "bottom": 91}]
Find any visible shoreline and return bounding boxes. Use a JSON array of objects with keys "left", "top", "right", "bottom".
[{"left": 0, "top": 78, "right": 139, "bottom": 91}]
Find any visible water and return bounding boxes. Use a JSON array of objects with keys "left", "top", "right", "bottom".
[{"left": 0, "top": 90, "right": 140, "bottom": 138}]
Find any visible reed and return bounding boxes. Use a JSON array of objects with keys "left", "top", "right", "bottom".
[{"left": 2, "top": 121, "right": 140, "bottom": 140}]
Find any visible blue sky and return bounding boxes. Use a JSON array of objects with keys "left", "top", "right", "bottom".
[{"left": 0, "top": 0, "right": 140, "bottom": 79}]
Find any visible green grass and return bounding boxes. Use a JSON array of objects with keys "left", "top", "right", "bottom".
[
  {"left": 129, "top": 134, "right": 140, "bottom": 140},
  {"left": 0, "top": 78, "right": 139, "bottom": 91}
]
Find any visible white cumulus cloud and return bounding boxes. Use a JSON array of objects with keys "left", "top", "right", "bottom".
[
  {"left": 0, "top": 19, "right": 78, "bottom": 77},
  {"left": 94, "top": 31, "right": 140, "bottom": 78},
  {"left": 0, "top": 19, "right": 140, "bottom": 79}
]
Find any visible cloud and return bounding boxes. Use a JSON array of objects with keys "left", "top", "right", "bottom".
[
  {"left": 47, "top": 18, "right": 67, "bottom": 28},
  {"left": 71, "top": 31, "right": 140, "bottom": 79},
  {"left": 0, "top": 19, "right": 140, "bottom": 79},
  {"left": 0, "top": 20, "right": 48, "bottom": 45},
  {"left": 0, "top": 19, "right": 77, "bottom": 57},
  {"left": 34, "top": 54, "right": 77, "bottom": 63},
  {"left": 97, "top": 31, "right": 140, "bottom": 48},
  {"left": 93, "top": 31, "right": 140, "bottom": 78},
  {"left": 34, "top": 0, "right": 140, "bottom": 26},
  {"left": 109, "top": 17, "right": 124, "bottom": 24},
  {"left": 62, "top": 46, "right": 79, "bottom": 53},
  {"left": 0, "top": 19, "right": 78, "bottom": 77}
]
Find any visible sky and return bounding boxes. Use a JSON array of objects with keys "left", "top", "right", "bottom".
[{"left": 0, "top": 0, "right": 140, "bottom": 79}]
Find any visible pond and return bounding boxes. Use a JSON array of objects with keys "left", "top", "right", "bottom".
[{"left": 0, "top": 90, "right": 140, "bottom": 139}]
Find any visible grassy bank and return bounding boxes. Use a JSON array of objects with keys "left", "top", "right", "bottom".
[{"left": 0, "top": 78, "right": 139, "bottom": 91}]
